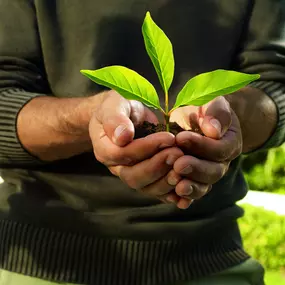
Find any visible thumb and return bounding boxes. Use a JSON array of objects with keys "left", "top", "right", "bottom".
[
  {"left": 96, "top": 92, "right": 135, "bottom": 147},
  {"left": 199, "top": 96, "right": 232, "bottom": 139}
]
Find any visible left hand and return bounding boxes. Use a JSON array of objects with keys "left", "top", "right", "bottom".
[{"left": 168, "top": 96, "right": 243, "bottom": 209}]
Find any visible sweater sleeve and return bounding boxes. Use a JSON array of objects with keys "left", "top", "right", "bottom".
[
  {"left": 0, "top": 0, "right": 50, "bottom": 166},
  {"left": 234, "top": 0, "right": 285, "bottom": 151}
]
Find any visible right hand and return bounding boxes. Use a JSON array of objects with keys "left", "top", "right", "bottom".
[{"left": 89, "top": 91, "right": 184, "bottom": 203}]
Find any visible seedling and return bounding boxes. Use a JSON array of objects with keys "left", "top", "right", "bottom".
[{"left": 81, "top": 12, "right": 260, "bottom": 132}]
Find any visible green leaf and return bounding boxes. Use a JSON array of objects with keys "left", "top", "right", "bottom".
[
  {"left": 80, "top": 66, "right": 161, "bottom": 110},
  {"left": 172, "top": 70, "right": 260, "bottom": 111},
  {"left": 142, "top": 11, "right": 175, "bottom": 93}
]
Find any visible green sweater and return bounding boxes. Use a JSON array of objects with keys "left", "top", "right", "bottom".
[{"left": 0, "top": 0, "right": 285, "bottom": 284}]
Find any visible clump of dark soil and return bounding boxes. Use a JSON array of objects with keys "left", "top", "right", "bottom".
[{"left": 135, "top": 121, "right": 203, "bottom": 139}]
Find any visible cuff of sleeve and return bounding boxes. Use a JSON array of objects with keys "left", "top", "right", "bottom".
[
  {"left": 0, "top": 88, "right": 46, "bottom": 166},
  {"left": 247, "top": 81, "right": 285, "bottom": 153}
]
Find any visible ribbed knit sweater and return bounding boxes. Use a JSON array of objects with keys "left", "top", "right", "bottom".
[{"left": 0, "top": 1, "right": 285, "bottom": 285}]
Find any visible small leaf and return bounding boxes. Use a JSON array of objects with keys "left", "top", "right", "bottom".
[
  {"left": 142, "top": 11, "right": 175, "bottom": 93},
  {"left": 172, "top": 70, "right": 260, "bottom": 111},
  {"left": 81, "top": 66, "right": 161, "bottom": 110}
]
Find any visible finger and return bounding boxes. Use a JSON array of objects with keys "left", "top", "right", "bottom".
[
  {"left": 177, "top": 198, "right": 194, "bottom": 210},
  {"left": 199, "top": 96, "right": 232, "bottom": 139},
  {"left": 110, "top": 147, "right": 184, "bottom": 191},
  {"left": 160, "top": 190, "right": 181, "bottom": 204},
  {"left": 175, "top": 179, "right": 211, "bottom": 199},
  {"left": 141, "top": 169, "right": 182, "bottom": 198},
  {"left": 169, "top": 105, "right": 205, "bottom": 134},
  {"left": 95, "top": 91, "right": 135, "bottom": 146},
  {"left": 90, "top": 126, "right": 176, "bottom": 166},
  {"left": 160, "top": 190, "right": 196, "bottom": 209},
  {"left": 173, "top": 155, "right": 229, "bottom": 184},
  {"left": 176, "top": 113, "right": 242, "bottom": 161},
  {"left": 130, "top": 100, "right": 159, "bottom": 126},
  {"left": 95, "top": 92, "right": 159, "bottom": 147}
]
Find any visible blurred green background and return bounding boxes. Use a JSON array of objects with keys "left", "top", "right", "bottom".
[
  {"left": 242, "top": 143, "right": 285, "bottom": 194},
  {"left": 240, "top": 143, "right": 285, "bottom": 284}
]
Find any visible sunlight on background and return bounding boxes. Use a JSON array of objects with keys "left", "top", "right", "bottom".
[
  {"left": 0, "top": 176, "right": 4, "bottom": 184},
  {"left": 239, "top": 191, "right": 285, "bottom": 216}
]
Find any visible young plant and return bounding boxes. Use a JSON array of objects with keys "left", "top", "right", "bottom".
[{"left": 81, "top": 12, "right": 260, "bottom": 132}]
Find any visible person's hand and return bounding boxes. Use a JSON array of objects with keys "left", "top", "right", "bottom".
[
  {"left": 89, "top": 91, "right": 184, "bottom": 203},
  {"left": 169, "top": 96, "right": 242, "bottom": 209}
]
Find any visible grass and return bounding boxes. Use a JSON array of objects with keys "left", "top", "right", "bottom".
[
  {"left": 239, "top": 204, "right": 285, "bottom": 285},
  {"left": 265, "top": 270, "right": 285, "bottom": 285}
]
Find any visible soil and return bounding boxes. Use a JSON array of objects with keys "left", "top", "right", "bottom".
[{"left": 135, "top": 121, "right": 203, "bottom": 139}]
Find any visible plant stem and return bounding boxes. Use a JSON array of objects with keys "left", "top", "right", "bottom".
[
  {"left": 165, "top": 91, "right": 169, "bottom": 132},
  {"left": 164, "top": 113, "right": 170, "bottom": 132}
]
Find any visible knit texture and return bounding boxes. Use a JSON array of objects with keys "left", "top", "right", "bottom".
[
  {"left": 249, "top": 81, "right": 285, "bottom": 150},
  {"left": 0, "top": 0, "right": 285, "bottom": 284},
  {"left": 0, "top": 220, "right": 249, "bottom": 285},
  {"left": 0, "top": 88, "right": 44, "bottom": 165}
]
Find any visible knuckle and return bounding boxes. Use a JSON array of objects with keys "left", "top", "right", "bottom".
[
  {"left": 208, "top": 163, "right": 225, "bottom": 183},
  {"left": 191, "top": 184, "right": 209, "bottom": 199},
  {"left": 109, "top": 150, "right": 134, "bottom": 165},
  {"left": 109, "top": 149, "right": 124, "bottom": 163},
  {"left": 130, "top": 100, "right": 144, "bottom": 115},
  {"left": 216, "top": 149, "right": 229, "bottom": 161}
]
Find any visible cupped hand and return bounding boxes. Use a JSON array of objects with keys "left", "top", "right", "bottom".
[
  {"left": 89, "top": 91, "right": 184, "bottom": 203},
  {"left": 170, "top": 96, "right": 243, "bottom": 209}
]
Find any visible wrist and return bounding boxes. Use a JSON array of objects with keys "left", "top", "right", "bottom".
[
  {"left": 227, "top": 86, "right": 278, "bottom": 153},
  {"left": 17, "top": 92, "right": 106, "bottom": 161},
  {"left": 57, "top": 96, "right": 101, "bottom": 137}
]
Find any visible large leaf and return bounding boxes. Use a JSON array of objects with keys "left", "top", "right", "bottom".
[
  {"left": 81, "top": 66, "right": 161, "bottom": 110},
  {"left": 172, "top": 70, "right": 260, "bottom": 111},
  {"left": 142, "top": 11, "right": 175, "bottom": 93}
]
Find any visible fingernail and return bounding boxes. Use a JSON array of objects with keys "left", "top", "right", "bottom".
[
  {"left": 167, "top": 176, "right": 179, "bottom": 186},
  {"left": 185, "top": 185, "right": 194, "bottom": 196},
  {"left": 189, "top": 199, "right": 195, "bottom": 206},
  {"left": 166, "top": 196, "right": 177, "bottom": 203},
  {"left": 210, "top": 119, "right": 221, "bottom": 134},
  {"left": 114, "top": 125, "right": 128, "bottom": 141},
  {"left": 206, "top": 185, "right": 212, "bottom": 194},
  {"left": 181, "top": 198, "right": 195, "bottom": 205},
  {"left": 180, "top": 165, "right": 192, "bottom": 175},
  {"left": 222, "top": 98, "right": 231, "bottom": 112},
  {"left": 166, "top": 155, "right": 178, "bottom": 166}
]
